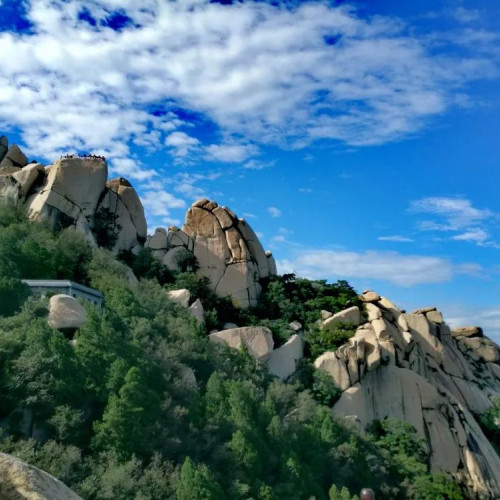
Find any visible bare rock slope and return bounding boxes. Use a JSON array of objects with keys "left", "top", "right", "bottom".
[
  {"left": 0, "top": 452, "right": 82, "bottom": 500},
  {"left": 315, "top": 291, "right": 500, "bottom": 499}
]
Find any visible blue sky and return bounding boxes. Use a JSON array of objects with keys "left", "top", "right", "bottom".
[{"left": 1, "top": 0, "right": 500, "bottom": 339}]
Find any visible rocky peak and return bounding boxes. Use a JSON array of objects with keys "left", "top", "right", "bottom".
[
  {"left": 316, "top": 291, "right": 500, "bottom": 498},
  {"left": 0, "top": 143, "right": 146, "bottom": 254},
  {"left": 182, "top": 198, "right": 276, "bottom": 308}
]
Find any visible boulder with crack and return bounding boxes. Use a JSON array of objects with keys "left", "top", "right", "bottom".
[
  {"left": 210, "top": 326, "right": 274, "bottom": 361},
  {"left": 182, "top": 198, "right": 276, "bottom": 307}
]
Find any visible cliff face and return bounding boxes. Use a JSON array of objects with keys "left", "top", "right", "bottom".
[
  {"left": 317, "top": 292, "right": 500, "bottom": 499},
  {"left": 145, "top": 198, "right": 277, "bottom": 308}
]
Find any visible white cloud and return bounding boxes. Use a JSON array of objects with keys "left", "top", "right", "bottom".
[
  {"left": 410, "top": 197, "right": 493, "bottom": 229},
  {"left": 243, "top": 159, "right": 275, "bottom": 170},
  {"left": 141, "top": 190, "right": 186, "bottom": 218},
  {"left": 456, "top": 262, "right": 483, "bottom": 277},
  {"left": 205, "top": 143, "right": 257, "bottom": 163},
  {"left": 378, "top": 235, "right": 414, "bottom": 242},
  {"left": 277, "top": 249, "right": 453, "bottom": 286},
  {"left": 272, "top": 235, "right": 287, "bottom": 243},
  {"left": 168, "top": 171, "right": 222, "bottom": 202},
  {"left": 410, "top": 196, "right": 498, "bottom": 247},
  {"left": 268, "top": 206, "right": 282, "bottom": 218},
  {"left": 109, "top": 157, "right": 157, "bottom": 181},
  {"left": 452, "top": 228, "right": 489, "bottom": 244},
  {"left": 0, "top": 0, "right": 496, "bottom": 174},
  {"left": 451, "top": 7, "right": 481, "bottom": 24},
  {"left": 165, "top": 132, "right": 200, "bottom": 158}
]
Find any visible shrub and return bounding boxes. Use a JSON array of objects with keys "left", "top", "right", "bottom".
[
  {"left": 305, "top": 323, "right": 357, "bottom": 359},
  {"left": 91, "top": 207, "right": 121, "bottom": 249},
  {"left": 0, "top": 277, "right": 30, "bottom": 316},
  {"left": 312, "top": 369, "right": 341, "bottom": 407}
]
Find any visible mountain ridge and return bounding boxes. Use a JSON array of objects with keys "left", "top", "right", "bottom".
[{"left": 1, "top": 138, "right": 500, "bottom": 499}]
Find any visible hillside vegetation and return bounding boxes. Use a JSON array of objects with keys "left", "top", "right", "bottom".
[{"left": 0, "top": 203, "right": 464, "bottom": 499}]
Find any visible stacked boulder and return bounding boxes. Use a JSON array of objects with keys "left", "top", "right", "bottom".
[
  {"left": 314, "top": 290, "right": 500, "bottom": 498},
  {"left": 0, "top": 136, "right": 28, "bottom": 171},
  {"left": 146, "top": 226, "right": 195, "bottom": 272},
  {"left": 148, "top": 199, "right": 277, "bottom": 308},
  {"left": 0, "top": 140, "right": 146, "bottom": 254},
  {"left": 182, "top": 198, "right": 276, "bottom": 308}
]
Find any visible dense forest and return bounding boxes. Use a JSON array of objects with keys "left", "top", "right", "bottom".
[{"left": 0, "top": 202, "right": 472, "bottom": 499}]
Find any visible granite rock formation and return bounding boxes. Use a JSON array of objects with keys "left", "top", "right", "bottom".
[
  {"left": 315, "top": 291, "right": 500, "bottom": 499},
  {"left": 182, "top": 198, "right": 276, "bottom": 308},
  {"left": 48, "top": 294, "right": 87, "bottom": 331},
  {"left": 0, "top": 452, "right": 82, "bottom": 500},
  {"left": 146, "top": 198, "right": 277, "bottom": 307},
  {"left": 0, "top": 142, "right": 146, "bottom": 254}
]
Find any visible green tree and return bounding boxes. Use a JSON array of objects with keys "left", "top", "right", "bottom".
[
  {"left": 0, "top": 277, "right": 30, "bottom": 316},
  {"left": 329, "top": 484, "right": 359, "bottom": 500},
  {"left": 52, "top": 228, "right": 93, "bottom": 283},
  {"left": 176, "top": 457, "right": 224, "bottom": 500},
  {"left": 91, "top": 207, "right": 121, "bottom": 249},
  {"left": 408, "top": 474, "right": 463, "bottom": 500},
  {"left": 92, "top": 366, "right": 161, "bottom": 459},
  {"left": 306, "top": 323, "right": 357, "bottom": 359},
  {"left": 8, "top": 321, "right": 80, "bottom": 431},
  {"left": 480, "top": 397, "right": 500, "bottom": 453}
]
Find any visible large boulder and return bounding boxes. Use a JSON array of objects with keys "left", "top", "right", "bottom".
[
  {"left": 267, "top": 334, "right": 303, "bottom": 380},
  {"left": 106, "top": 178, "right": 147, "bottom": 238},
  {"left": 189, "top": 298, "right": 204, "bottom": 324},
  {"left": 0, "top": 147, "right": 148, "bottom": 254},
  {"left": 11, "top": 163, "right": 45, "bottom": 198},
  {"left": 183, "top": 199, "right": 274, "bottom": 308},
  {"left": 97, "top": 177, "right": 147, "bottom": 253},
  {"left": 0, "top": 136, "right": 8, "bottom": 162},
  {"left": 28, "top": 157, "right": 107, "bottom": 220},
  {"left": 210, "top": 326, "right": 274, "bottom": 361},
  {"left": 0, "top": 452, "right": 82, "bottom": 500},
  {"left": 452, "top": 326, "right": 483, "bottom": 338},
  {"left": 321, "top": 306, "right": 361, "bottom": 330},
  {"left": 167, "top": 289, "right": 190, "bottom": 308},
  {"left": 0, "top": 144, "right": 28, "bottom": 168},
  {"left": 314, "top": 351, "right": 351, "bottom": 391},
  {"left": 48, "top": 295, "right": 87, "bottom": 331}
]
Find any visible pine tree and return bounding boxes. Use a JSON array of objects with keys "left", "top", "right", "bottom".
[{"left": 176, "top": 457, "right": 225, "bottom": 500}]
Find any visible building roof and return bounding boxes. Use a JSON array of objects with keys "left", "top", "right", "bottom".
[{"left": 21, "top": 280, "right": 103, "bottom": 299}]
